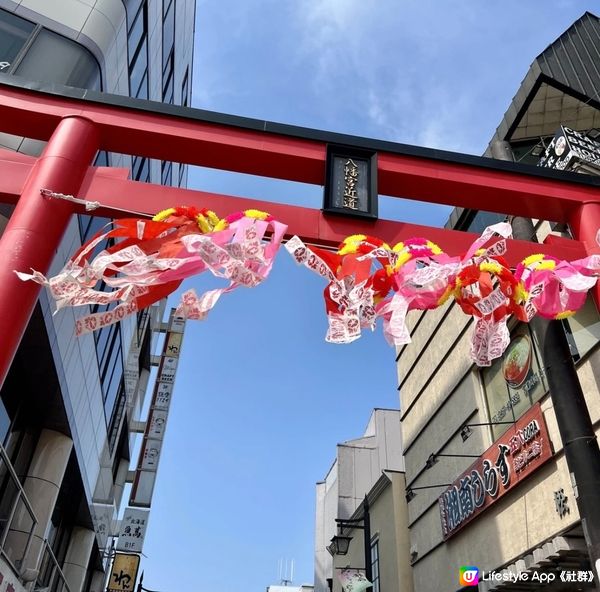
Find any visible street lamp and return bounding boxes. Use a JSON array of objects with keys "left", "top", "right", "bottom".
[
  {"left": 328, "top": 535, "right": 353, "bottom": 556},
  {"left": 459, "top": 421, "right": 515, "bottom": 442},
  {"left": 136, "top": 572, "right": 162, "bottom": 592},
  {"left": 329, "top": 496, "right": 372, "bottom": 591}
]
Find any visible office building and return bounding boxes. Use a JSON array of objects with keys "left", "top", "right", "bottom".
[
  {"left": 399, "top": 12, "right": 600, "bottom": 592},
  {"left": 0, "top": 1, "right": 194, "bottom": 591}
]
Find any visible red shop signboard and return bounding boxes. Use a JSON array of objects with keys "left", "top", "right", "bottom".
[{"left": 439, "top": 403, "right": 553, "bottom": 540}]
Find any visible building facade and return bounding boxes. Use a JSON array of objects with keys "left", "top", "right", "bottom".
[
  {"left": 399, "top": 12, "right": 600, "bottom": 592},
  {"left": 329, "top": 471, "right": 413, "bottom": 592},
  {"left": 315, "top": 409, "right": 404, "bottom": 592},
  {"left": 0, "top": 1, "right": 193, "bottom": 591}
]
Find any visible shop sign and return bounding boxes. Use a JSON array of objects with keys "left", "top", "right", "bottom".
[
  {"left": 108, "top": 553, "right": 140, "bottom": 592},
  {"left": 539, "top": 125, "right": 600, "bottom": 171},
  {"left": 438, "top": 403, "right": 553, "bottom": 540},
  {"left": 130, "top": 309, "right": 185, "bottom": 508},
  {"left": 117, "top": 508, "right": 150, "bottom": 553}
]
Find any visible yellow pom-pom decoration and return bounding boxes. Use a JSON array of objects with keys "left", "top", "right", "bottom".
[{"left": 152, "top": 208, "right": 177, "bottom": 222}]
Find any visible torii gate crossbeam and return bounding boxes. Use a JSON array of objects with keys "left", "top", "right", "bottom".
[{"left": 0, "top": 77, "right": 598, "bottom": 390}]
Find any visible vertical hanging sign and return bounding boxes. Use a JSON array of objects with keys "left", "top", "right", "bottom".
[
  {"left": 129, "top": 309, "right": 185, "bottom": 507},
  {"left": 322, "top": 144, "right": 378, "bottom": 219}
]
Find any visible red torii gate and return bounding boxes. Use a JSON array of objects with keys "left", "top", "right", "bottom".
[{"left": 0, "top": 78, "right": 598, "bottom": 390}]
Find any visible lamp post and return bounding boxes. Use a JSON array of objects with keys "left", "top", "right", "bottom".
[
  {"left": 136, "top": 572, "right": 162, "bottom": 592},
  {"left": 329, "top": 496, "right": 372, "bottom": 591}
]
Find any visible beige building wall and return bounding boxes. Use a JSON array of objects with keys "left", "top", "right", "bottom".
[
  {"left": 331, "top": 472, "right": 414, "bottom": 592},
  {"left": 398, "top": 295, "right": 600, "bottom": 591}
]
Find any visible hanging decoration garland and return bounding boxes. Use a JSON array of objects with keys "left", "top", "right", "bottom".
[
  {"left": 14, "top": 190, "right": 600, "bottom": 367},
  {"left": 286, "top": 222, "right": 600, "bottom": 367},
  {"left": 16, "top": 203, "right": 287, "bottom": 335}
]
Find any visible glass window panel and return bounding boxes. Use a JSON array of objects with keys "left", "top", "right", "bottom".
[
  {"left": 133, "top": 156, "right": 150, "bottom": 182},
  {"left": 14, "top": 29, "right": 100, "bottom": 90},
  {"left": 129, "top": 39, "right": 147, "bottom": 97},
  {"left": 163, "top": 0, "right": 174, "bottom": 17},
  {"left": 138, "top": 158, "right": 150, "bottom": 183},
  {"left": 482, "top": 325, "right": 549, "bottom": 440},
  {"left": 161, "top": 161, "right": 172, "bottom": 186},
  {"left": 466, "top": 210, "right": 505, "bottom": 234},
  {"left": 0, "top": 9, "right": 35, "bottom": 70},
  {"left": 564, "top": 296, "right": 600, "bottom": 361},
  {"left": 162, "top": 1, "right": 175, "bottom": 64},
  {"left": 104, "top": 365, "right": 122, "bottom": 421},
  {"left": 78, "top": 215, "right": 110, "bottom": 244},
  {"left": 127, "top": 4, "right": 145, "bottom": 61},
  {"left": 0, "top": 399, "right": 11, "bottom": 446},
  {"left": 370, "top": 540, "right": 380, "bottom": 592},
  {"left": 135, "top": 71, "right": 148, "bottom": 99},
  {"left": 178, "top": 163, "right": 187, "bottom": 187},
  {"left": 126, "top": 0, "right": 144, "bottom": 27},
  {"left": 163, "top": 67, "right": 174, "bottom": 104},
  {"left": 100, "top": 326, "right": 120, "bottom": 376},
  {"left": 181, "top": 68, "right": 189, "bottom": 107},
  {"left": 95, "top": 325, "right": 112, "bottom": 367},
  {"left": 94, "top": 151, "right": 109, "bottom": 167}
]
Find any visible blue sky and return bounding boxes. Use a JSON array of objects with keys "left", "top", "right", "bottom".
[{"left": 140, "top": 3, "right": 596, "bottom": 591}]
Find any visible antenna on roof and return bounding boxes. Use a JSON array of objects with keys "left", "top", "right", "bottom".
[{"left": 279, "top": 558, "right": 294, "bottom": 586}]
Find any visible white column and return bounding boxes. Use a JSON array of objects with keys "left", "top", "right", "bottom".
[
  {"left": 5, "top": 429, "right": 73, "bottom": 574},
  {"left": 62, "top": 526, "right": 95, "bottom": 592},
  {"left": 113, "top": 458, "right": 130, "bottom": 510},
  {"left": 89, "top": 569, "right": 108, "bottom": 592}
]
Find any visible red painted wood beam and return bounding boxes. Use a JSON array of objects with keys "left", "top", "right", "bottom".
[
  {"left": 0, "top": 85, "right": 599, "bottom": 224},
  {"left": 78, "top": 172, "right": 589, "bottom": 265},
  {"left": 0, "top": 155, "right": 587, "bottom": 265},
  {"left": 0, "top": 87, "right": 325, "bottom": 184},
  {"left": 377, "top": 153, "right": 600, "bottom": 222}
]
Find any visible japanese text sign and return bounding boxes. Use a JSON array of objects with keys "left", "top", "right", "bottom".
[
  {"left": 117, "top": 508, "right": 150, "bottom": 553},
  {"left": 108, "top": 553, "right": 140, "bottom": 592},
  {"left": 439, "top": 403, "right": 553, "bottom": 539}
]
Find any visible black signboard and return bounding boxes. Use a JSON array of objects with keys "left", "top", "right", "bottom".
[
  {"left": 323, "top": 145, "right": 378, "bottom": 219},
  {"left": 538, "top": 125, "right": 600, "bottom": 172}
]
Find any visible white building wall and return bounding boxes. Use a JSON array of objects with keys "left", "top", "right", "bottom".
[{"left": 314, "top": 409, "right": 403, "bottom": 592}]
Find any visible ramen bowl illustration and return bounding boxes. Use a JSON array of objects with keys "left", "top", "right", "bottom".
[{"left": 502, "top": 334, "right": 532, "bottom": 388}]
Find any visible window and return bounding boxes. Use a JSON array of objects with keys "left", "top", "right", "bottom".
[
  {"left": 127, "top": 3, "right": 145, "bottom": 59},
  {"left": 181, "top": 68, "right": 189, "bottom": 107},
  {"left": 132, "top": 156, "right": 150, "bottom": 183},
  {"left": 161, "top": 161, "right": 173, "bottom": 186},
  {"left": 178, "top": 163, "right": 187, "bottom": 187},
  {"left": 107, "top": 384, "right": 126, "bottom": 454},
  {"left": 130, "top": 38, "right": 148, "bottom": 98},
  {"left": 127, "top": 1, "right": 148, "bottom": 100},
  {"left": 98, "top": 326, "right": 124, "bottom": 427},
  {"left": 162, "top": 49, "right": 174, "bottom": 103},
  {"left": 370, "top": 538, "right": 380, "bottom": 592},
  {"left": 0, "top": 9, "right": 35, "bottom": 71},
  {"left": 482, "top": 324, "right": 549, "bottom": 440},
  {"left": 162, "top": 0, "right": 175, "bottom": 65},
  {"left": 563, "top": 296, "right": 600, "bottom": 362},
  {"left": 14, "top": 29, "right": 100, "bottom": 90}
]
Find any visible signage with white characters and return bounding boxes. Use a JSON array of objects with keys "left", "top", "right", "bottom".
[
  {"left": 439, "top": 403, "right": 553, "bottom": 539},
  {"left": 130, "top": 309, "right": 185, "bottom": 507}
]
